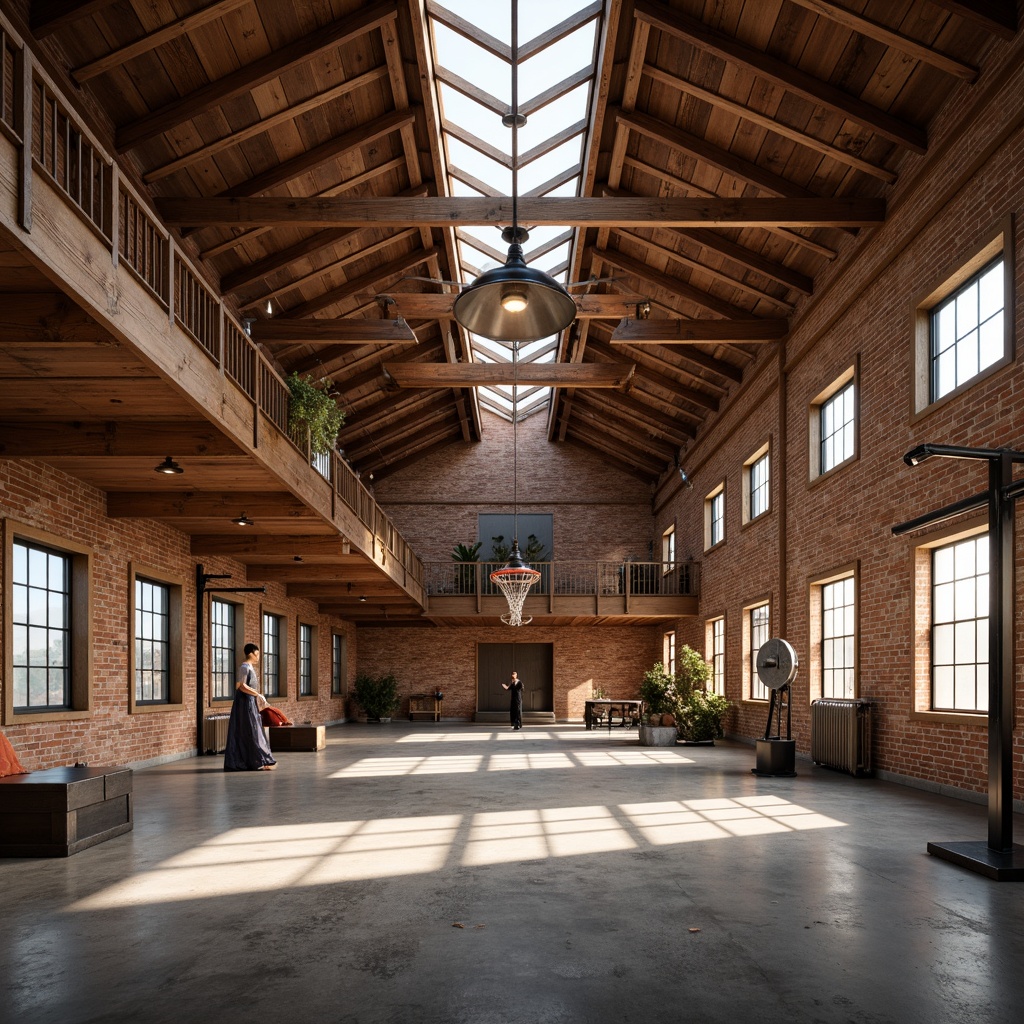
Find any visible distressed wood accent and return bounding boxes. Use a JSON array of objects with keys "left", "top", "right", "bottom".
[
  {"left": 114, "top": 0, "right": 399, "bottom": 151},
  {"left": 250, "top": 319, "right": 418, "bottom": 346},
  {"left": 72, "top": 0, "right": 253, "bottom": 83},
  {"left": 0, "top": 420, "right": 243, "bottom": 457},
  {"left": 107, "top": 491, "right": 319, "bottom": 519},
  {"left": 633, "top": 0, "right": 928, "bottom": 152},
  {"left": 156, "top": 195, "right": 886, "bottom": 228},
  {"left": 927, "top": 0, "right": 1017, "bottom": 38},
  {"left": 610, "top": 319, "right": 788, "bottom": 345},
  {"left": 383, "top": 362, "right": 636, "bottom": 389}
]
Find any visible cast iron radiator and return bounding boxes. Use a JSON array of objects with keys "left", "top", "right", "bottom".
[
  {"left": 810, "top": 699, "right": 872, "bottom": 776},
  {"left": 203, "top": 715, "right": 230, "bottom": 754}
]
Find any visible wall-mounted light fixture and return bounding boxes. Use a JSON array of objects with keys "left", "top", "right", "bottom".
[
  {"left": 678, "top": 467, "right": 693, "bottom": 489},
  {"left": 154, "top": 456, "right": 183, "bottom": 475}
]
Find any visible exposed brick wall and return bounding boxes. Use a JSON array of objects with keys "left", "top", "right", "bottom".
[
  {"left": 655, "top": 41, "right": 1024, "bottom": 798},
  {"left": 0, "top": 461, "right": 354, "bottom": 771},
  {"left": 357, "top": 623, "right": 661, "bottom": 722},
  {"left": 374, "top": 412, "right": 654, "bottom": 562}
]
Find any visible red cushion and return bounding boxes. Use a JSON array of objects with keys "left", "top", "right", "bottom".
[
  {"left": 260, "top": 706, "right": 293, "bottom": 727},
  {"left": 0, "top": 731, "right": 29, "bottom": 777}
]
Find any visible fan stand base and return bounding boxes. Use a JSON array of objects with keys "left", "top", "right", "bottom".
[{"left": 752, "top": 738, "right": 797, "bottom": 777}]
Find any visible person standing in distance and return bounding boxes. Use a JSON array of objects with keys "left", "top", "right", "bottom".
[{"left": 502, "top": 670, "right": 524, "bottom": 730}]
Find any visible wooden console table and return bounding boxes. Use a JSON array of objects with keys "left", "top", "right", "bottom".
[
  {"left": 0, "top": 765, "right": 133, "bottom": 857},
  {"left": 408, "top": 694, "right": 442, "bottom": 721}
]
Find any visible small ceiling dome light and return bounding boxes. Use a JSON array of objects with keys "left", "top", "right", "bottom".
[
  {"left": 359, "top": 594, "right": 367, "bottom": 603},
  {"left": 154, "top": 456, "right": 183, "bottom": 475},
  {"left": 232, "top": 513, "right": 254, "bottom": 527}
]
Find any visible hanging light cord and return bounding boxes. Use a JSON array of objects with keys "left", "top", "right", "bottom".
[
  {"left": 512, "top": 339, "right": 519, "bottom": 546},
  {"left": 510, "top": 0, "right": 519, "bottom": 241}
]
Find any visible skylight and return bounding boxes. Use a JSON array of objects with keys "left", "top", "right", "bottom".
[{"left": 427, "top": 0, "right": 603, "bottom": 420}]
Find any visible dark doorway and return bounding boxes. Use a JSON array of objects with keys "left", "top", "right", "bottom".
[{"left": 477, "top": 643, "right": 553, "bottom": 713}]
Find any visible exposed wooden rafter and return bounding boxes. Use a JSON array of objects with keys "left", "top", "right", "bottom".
[{"left": 383, "top": 362, "right": 636, "bottom": 390}]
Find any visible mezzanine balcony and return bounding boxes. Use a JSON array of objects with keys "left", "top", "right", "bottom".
[{"left": 423, "top": 561, "right": 699, "bottom": 624}]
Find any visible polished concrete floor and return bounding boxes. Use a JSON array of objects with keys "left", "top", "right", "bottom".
[{"left": 3, "top": 724, "right": 1024, "bottom": 1024}]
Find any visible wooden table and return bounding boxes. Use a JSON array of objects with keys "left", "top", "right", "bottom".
[
  {"left": 584, "top": 699, "right": 643, "bottom": 731},
  {"left": 408, "top": 694, "right": 442, "bottom": 721}
]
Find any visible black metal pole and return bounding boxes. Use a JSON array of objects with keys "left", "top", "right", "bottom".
[
  {"left": 988, "top": 452, "right": 1014, "bottom": 851},
  {"left": 195, "top": 562, "right": 206, "bottom": 755}
]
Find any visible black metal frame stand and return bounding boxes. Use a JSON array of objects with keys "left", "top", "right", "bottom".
[{"left": 894, "top": 444, "right": 1024, "bottom": 880}]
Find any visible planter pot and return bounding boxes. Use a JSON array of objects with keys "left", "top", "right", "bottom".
[{"left": 638, "top": 724, "right": 677, "bottom": 747}]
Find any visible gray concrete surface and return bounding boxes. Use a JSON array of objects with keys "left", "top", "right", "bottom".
[{"left": 3, "top": 723, "right": 1023, "bottom": 1024}]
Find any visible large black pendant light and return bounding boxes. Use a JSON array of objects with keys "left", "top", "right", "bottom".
[{"left": 452, "top": 0, "right": 577, "bottom": 344}]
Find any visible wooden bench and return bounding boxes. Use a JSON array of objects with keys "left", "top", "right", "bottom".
[
  {"left": 0, "top": 765, "right": 133, "bottom": 857},
  {"left": 408, "top": 694, "right": 442, "bottom": 721},
  {"left": 268, "top": 724, "right": 326, "bottom": 751}
]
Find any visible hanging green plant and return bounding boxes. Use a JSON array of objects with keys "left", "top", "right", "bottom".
[{"left": 286, "top": 372, "right": 345, "bottom": 455}]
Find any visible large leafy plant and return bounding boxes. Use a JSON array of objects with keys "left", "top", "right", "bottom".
[
  {"left": 287, "top": 372, "right": 345, "bottom": 455},
  {"left": 353, "top": 672, "right": 400, "bottom": 721}
]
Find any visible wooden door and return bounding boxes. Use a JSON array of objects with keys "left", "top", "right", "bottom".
[{"left": 477, "top": 643, "right": 553, "bottom": 712}]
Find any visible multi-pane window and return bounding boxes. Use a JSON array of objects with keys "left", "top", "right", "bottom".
[
  {"left": 705, "top": 486, "right": 724, "bottom": 550},
  {"left": 210, "top": 598, "right": 235, "bottom": 701},
  {"left": 931, "top": 258, "right": 1003, "bottom": 401},
  {"left": 262, "top": 613, "right": 282, "bottom": 698},
  {"left": 664, "top": 631, "right": 676, "bottom": 676},
  {"left": 662, "top": 526, "right": 675, "bottom": 573},
  {"left": 822, "top": 577, "right": 856, "bottom": 699},
  {"left": 710, "top": 617, "right": 725, "bottom": 696},
  {"left": 820, "top": 382, "right": 855, "bottom": 473},
  {"left": 932, "top": 535, "right": 989, "bottom": 712},
  {"left": 135, "top": 578, "right": 169, "bottom": 704},
  {"left": 332, "top": 634, "right": 345, "bottom": 695},
  {"left": 12, "top": 540, "right": 70, "bottom": 712},
  {"left": 299, "top": 623, "right": 313, "bottom": 697},
  {"left": 749, "top": 452, "right": 770, "bottom": 520},
  {"left": 750, "top": 603, "right": 770, "bottom": 700}
]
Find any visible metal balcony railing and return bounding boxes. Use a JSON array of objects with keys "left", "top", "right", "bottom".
[{"left": 424, "top": 561, "right": 700, "bottom": 598}]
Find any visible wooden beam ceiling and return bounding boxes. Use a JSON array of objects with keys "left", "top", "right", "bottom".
[
  {"left": 249, "top": 319, "right": 418, "bottom": 346},
  {"left": 609, "top": 319, "right": 787, "bottom": 344},
  {"left": 155, "top": 196, "right": 887, "bottom": 229},
  {"left": 383, "top": 363, "right": 636, "bottom": 389}
]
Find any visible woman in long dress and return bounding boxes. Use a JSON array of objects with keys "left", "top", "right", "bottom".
[{"left": 224, "top": 643, "right": 277, "bottom": 771}]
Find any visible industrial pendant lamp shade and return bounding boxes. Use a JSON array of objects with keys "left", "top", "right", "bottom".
[{"left": 453, "top": 243, "right": 577, "bottom": 343}]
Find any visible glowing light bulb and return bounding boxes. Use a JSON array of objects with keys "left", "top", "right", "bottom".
[{"left": 501, "top": 288, "right": 528, "bottom": 313}]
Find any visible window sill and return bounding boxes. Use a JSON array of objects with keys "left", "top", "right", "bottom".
[
  {"left": 908, "top": 709, "right": 988, "bottom": 727},
  {"left": 6, "top": 708, "right": 93, "bottom": 725},
  {"left": 130, "top": 702, "right": 185, "bottom": 715}
]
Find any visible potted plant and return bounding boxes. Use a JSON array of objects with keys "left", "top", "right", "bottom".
[
  {"left": 637, "top": 661, "right": 679, "bottom": 746},
  {"left": 451, "top": 541, "right": 482, "bottom": 594},
  {"left": 287, "top": 371, "right": 345, "bottom": 455},
  {"left": 352, "top": 672, "right": 400, "bottom": 723},
  {"left": 674, "top": 645, "right": 729, "bottom": 744}
]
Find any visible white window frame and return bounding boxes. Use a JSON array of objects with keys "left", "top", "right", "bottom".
[
  {"left": 744, "top": 600, "right": 771, "bottom": 701},
  {"left": 663, "top": 630, "right": 676, "bottom": 676},
  {"left": 662, "top": 525, "right": 675, "bottom": 574},
  {"left": 706, "top": 616, "right": 725, "bottom": 696},
  {"left": 913, "top": 224, "right": 1012, "bottom": 415},
  {"left": 809, "top": 364, "right": 858, "bottom": 481},
  {"left": 743, "top": 444, "right": 770, "bottom": 524},
  {"left": 704, "top": 483, "right": 725, "bottom": 551}
]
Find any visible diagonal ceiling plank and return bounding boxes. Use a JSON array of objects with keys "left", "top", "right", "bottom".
[
  {"left": 274, "top": 250, "right": 438, "bottom": 320},
  {"left": 218, "top": 111, "right": 415, "bottom": 201},
  {"left": 249, "top": 319, "right": 418, "bottom": 346},
  {"left": 155, "top": 196, "right": 886, "bottom": 229},
  {"left": 384, "top": 363, "right": 636, "bottom": 389},
  {"left": 587, "top": 339, "right": 720, "bottom": 411},
  {"left": 926, "top": 0, "right": 1017, "bottom": 39},
  {"left": 114, "top": 0, "right": 399, "bottom": 151},
  {"left": 617, "top": 108, "right": 821, "bottom": 200},
  {"left": 72, "top": 0, "right": 253, "bottom": 83},
  {"left": 643, "top": 68, "right": 898, "bottom": 183},
  {"left": 592, "top": 247, "right": 755, "bottom": 320},
  {"left": 144, "top": 68, "right": 392, "bottom": 183},
  {"left": 581, "top": 389, "right": 697, "bottom": 441},
  {"left": 31, "top": 0, "right": 117, "bottom": 36},
  {"left": 784, "top": 0, "right": 978, "bottom": 81},
  {"left": 632, "top": 0, "right": 927, "bottom": 152}
]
